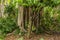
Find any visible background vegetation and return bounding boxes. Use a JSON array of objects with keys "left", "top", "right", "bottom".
[{"left": 0, "top": 0, "right": 60, "bottom": 40}]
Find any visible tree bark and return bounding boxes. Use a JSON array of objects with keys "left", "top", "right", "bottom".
[
  {"left": 27, "top": 7, "right": 32, "bottom": 38},
  {"left": 0, "top": 3, "right": 1, "bottom": 17},
  {"left": 18, "top": 6, "right": 26, "bottom": 32},
  {"left": 0, "top": 0, "right": 4, "bottom": 17}
]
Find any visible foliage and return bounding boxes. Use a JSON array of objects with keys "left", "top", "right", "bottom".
[
  {"left": 37, "top": 5, "right": 60, "bottom": 34},
  {"left": 39, "top": 38, "right": 44, "bottom": 40},
  {"left": 17, "top": 37, "right": 24, "bottom": 40},
  {"left": 16, "top": 0, "right": 60, "bottom": 34},
  {"left": 4, "top": 2, "right": 18, "bottom": 16},
  {"left": 1, "top": 0, "right": 60, "bottom": 36},
  {"left": 0, "top": 17, "right": 19, "bottom": 35},
  {"left": 0, "top": 0, "right": 1, "bottom": 3}
]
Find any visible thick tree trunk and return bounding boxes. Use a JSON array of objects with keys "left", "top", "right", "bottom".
[{"left": 18, "top": 6, "right": 26, "bottom": 32}]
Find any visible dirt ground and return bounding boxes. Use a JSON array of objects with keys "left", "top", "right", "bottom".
[{"left": 5, "top": 33, "right": 60, "bottom": 40}]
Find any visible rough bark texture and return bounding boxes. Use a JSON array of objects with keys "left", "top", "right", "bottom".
[
  {"left": 18, "top": 6, "right": 26, "bottom": 32},
  {"left": 27, "top": 7, "right": 32, "bottom": 38}
]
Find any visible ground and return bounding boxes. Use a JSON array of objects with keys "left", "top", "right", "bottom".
[{"left": 5, "top": 33, "right": 60, "bottom": 40}]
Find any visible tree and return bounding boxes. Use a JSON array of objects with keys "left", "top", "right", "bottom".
[{"left": 0, "top": 0, "right": 5, "bottom": 17}]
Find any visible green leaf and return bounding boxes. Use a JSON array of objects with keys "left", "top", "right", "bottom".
[
  {"left": 17, "top": 37, "right": 24, "bottom": 40},
  {"left": 39, "top": 38, "right": 44, "bottom": 40}
]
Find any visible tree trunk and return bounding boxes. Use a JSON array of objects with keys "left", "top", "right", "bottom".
[
  {"left": 18, "top": 6, "right": 26, "bottom": 32},
  {"left": 27, "top": 7, "right": 32, "bottom": 38},
  {"left": 1, "top": 0, "right": 4, "bottom": 17},
  {"left": 0, "top": 0, "right": 4, "bottom": 17},
  {"left": 0, "top": 3, "right": 1, "bottom": 17}
]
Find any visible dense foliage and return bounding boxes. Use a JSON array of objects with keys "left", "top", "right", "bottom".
[
  {"left": 0, "top": 17, "right": 20, "bottom": 36},
  {"left": 0, "top": 0, "right": 60, "bottom": 39},
  {"left": 16, "top": 0, "right": 60, "bottom": 34}
]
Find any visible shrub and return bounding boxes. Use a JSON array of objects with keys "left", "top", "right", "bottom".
[{"left": 0, "top": 17, "right": 19, "bottom": 35}]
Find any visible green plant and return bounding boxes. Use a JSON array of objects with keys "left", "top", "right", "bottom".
[
  {"left": 4, "top": 3, "right": 18, "bottom": 16},
  {"left": 17, "top": 37, "right": 24, "bottom": 40},
  {"left": 3, "top": 0, "right": 60, "bottom": 35},
  {"left": 0, "top": 17, "right": 19, "bottom": 36}
]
